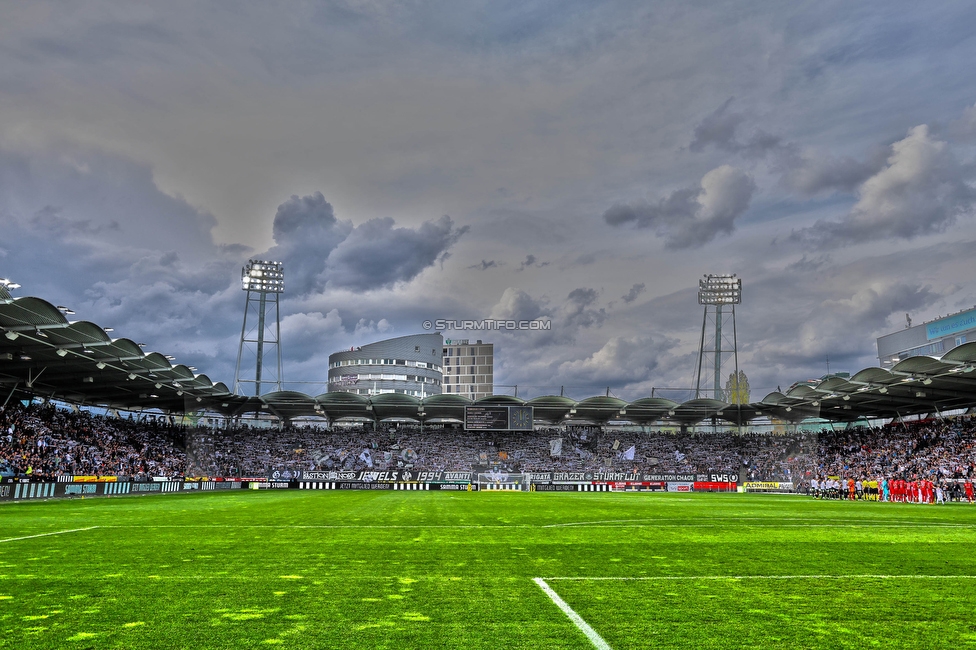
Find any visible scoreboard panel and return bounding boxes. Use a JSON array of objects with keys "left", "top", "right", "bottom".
[{"left": 464, "top": 405, "right": 534, "bottom": 431}]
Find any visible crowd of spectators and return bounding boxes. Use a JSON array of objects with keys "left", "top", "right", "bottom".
[
  {"left": 185, "top": 423, "right": 810, "bottom": 479},
  {"left": 807, "top": 418, "right": 976, "bottom": 490},
  {"left": 4, "top": 400, "right": 976, "bottom": 488},
  {"left": 1, "top": 402, "right": 186, "bottom": 479}
]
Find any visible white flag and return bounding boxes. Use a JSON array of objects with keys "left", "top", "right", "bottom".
[
  {"left": 359, "top": 449, "right": 373, "bottom": 468},
  {"left": 549, "top": 438, "right": 563, "bottom": 458},
  {"left": 622, "top": 445, "right": 635, "bottom": 461}
]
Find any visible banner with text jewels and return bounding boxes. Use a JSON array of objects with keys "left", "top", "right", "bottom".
[{"left": 1, "top": 470, "right": 742, "bottom": 501}]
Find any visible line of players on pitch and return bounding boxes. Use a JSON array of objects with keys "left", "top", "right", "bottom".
[{"left": 810, "top": 477, "right": 975, "bottom": 504}]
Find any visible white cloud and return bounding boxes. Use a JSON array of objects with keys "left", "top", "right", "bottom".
[
  {"left": 793, "top": 125, "right": 976, "bottom": 246},
  {"left": 555, "top": 335, "right": 677, "bottom": 388},
  {"left": 603, "top": 165, "right": 756, "bottom": 249}
]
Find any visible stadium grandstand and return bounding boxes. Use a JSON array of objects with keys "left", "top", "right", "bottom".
[
  {"left": 3, "top": 283, "right": 976, "bottom": 492},
  {"left": 3, "top": 285, "right": 976, "bottom": 429}
]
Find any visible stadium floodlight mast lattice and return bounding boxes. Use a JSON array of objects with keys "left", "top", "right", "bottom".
[
  {"left": 234, "top": 260, "right": 284, "bottom": 396},
  {"left": 694, "top": 274, "right": 741, "bottom": 402}
]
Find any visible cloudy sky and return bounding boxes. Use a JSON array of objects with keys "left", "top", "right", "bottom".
[{"left": 2, "top": 1, "right": 976, "bottom": 402}]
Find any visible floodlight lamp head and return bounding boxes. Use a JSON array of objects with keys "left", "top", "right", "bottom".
[
  {"left": 242, "top": 259, "right": 285, "bottom": 293},
  {"left": 698, "top": 274, "right": 741, "bottom": 305},
  {"left": 4, "top": 331, "right": 17, "bottom": 340}
]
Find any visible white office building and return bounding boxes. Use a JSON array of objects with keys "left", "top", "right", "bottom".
[{"left": 442, "top": 338, "right": 493, "bottom": 399}]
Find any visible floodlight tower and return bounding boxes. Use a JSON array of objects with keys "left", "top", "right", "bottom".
[
  {"left": 234, "top": 260, "right": 284, "bottom": 396},
  {"left": 694, "top": 274, "right": 741, "bottom": 400}
]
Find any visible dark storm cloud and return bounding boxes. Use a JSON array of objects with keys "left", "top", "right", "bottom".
[
  {"left": 0, "top": 145, "right": 218, "bottom": 257},
  {"left": 484, "top": 285, "right": 610, "bottom": 357},
  {"left": 790, "top": 125, "right": 976, "bottom": 248},
  {"left": 324, "top": 214, "right": 469, "bottom": 291},
  {"left": 565, "top": 287, "right": 606, "bottom": 329},
  {"left": 0, "top": 144, "right": 255, "bottom": 382},
  {"left": 272, "top": 191, "right": 338, "bottom": 239},
  {"left": 689, "top": 98, "right": 786, "bottom": 160},
  {"left": 468, "top": 259, "right": 499, "bottom": 270},
  {"left": 689, "top": 98, "right": 742, "bottom": 153},
  {"left": 621, "top": 283, "right": 645, "bottom": 303},
  {"left": 785, "top": 255, "right": 831, "bottom": 273},
  {"left": 690, "top": 99, "right": 889, "bottom": 198},
  {"left": 516, "top": 254, "right": 549, "bottom": 272},
  {"left": 30, "top": 205, "right": 120, "bottom": 235},
  {"left": 603, "top": 189, "right": 698, "bottom": 228},
  {"left": 264, "top": 192, "right": 352, "bottom": 295},
  {"left": 781, "top": 148, "right": 888, "bottom": 196},
  {"left": 604, "top": 166, "right": 756, "bottom": 249},
  {"left": 263, "top": 193, "right": 467, "bottom": 294},
  {"left": 567, "top": 287, "right": 598, "bottom": 307},
  {"left": 0, "top": 145, "right": 230, "bottom": 302}
]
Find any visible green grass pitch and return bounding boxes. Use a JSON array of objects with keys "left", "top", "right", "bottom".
[{"left": 3, "top": 490, "right": 976, "bottom": 649}]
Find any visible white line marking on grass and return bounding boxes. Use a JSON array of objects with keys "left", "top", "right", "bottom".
[
  {"left": 0, "top": 526, "right": 99, "bottom": 544},
  {"left": 95, "top": 520, "right": 973, "bottom": 531},
  {"left": 543, "top": 521, "right": 971, "bottom": 529},
  {"left": 533, "top": 577, "right": 613, "bottom": 650},
  {"left": 98, "top": 524, "right": 529, "bottom": 529},
  {"left": 543, "top": 574, "right": 976, "bottom": 581}
]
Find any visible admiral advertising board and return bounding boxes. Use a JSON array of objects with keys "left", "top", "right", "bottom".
[{"left": 743, "top": 481, "right": 794, "bottom": 492}]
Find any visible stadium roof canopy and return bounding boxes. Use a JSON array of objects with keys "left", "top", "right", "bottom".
[{"left": 3, "top": 289, "right": 976, "bottom": 426}]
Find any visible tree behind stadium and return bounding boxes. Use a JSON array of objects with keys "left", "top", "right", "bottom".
[{"left": 725, "top": 370, "right": 750, "bottom": 404}]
